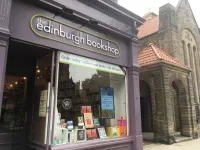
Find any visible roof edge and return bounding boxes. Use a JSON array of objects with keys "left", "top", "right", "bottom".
[
  {"left": 150, "top": 44, "right": 161, "bottom": 59},
  {"left": 140, "top": 59, "right": 191, "bottom": 71}
]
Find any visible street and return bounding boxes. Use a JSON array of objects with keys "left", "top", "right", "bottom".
[{"left": 144, "top": 139, "right": 200, "bottom": 150}]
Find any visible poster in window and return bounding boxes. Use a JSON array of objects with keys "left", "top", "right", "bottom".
[
  {"left": 100, "top": 87, "right": 115, "bottom": 118},
  {"left": 39, "top": 90, "right": 48, "bottom": 117}
]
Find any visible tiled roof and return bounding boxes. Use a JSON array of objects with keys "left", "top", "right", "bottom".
[
  {"left": 137, "top": 16, "right": 159, "bottom": 39},
  {"left": 138, "top": 43, "right": 185, "bottom": 68}
]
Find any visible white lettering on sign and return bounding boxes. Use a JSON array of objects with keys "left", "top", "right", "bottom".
[{"left": 33, "top": 16, "right": 120, "bottom": 57}]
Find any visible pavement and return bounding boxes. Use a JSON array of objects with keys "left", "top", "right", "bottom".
[{"left": 143, "top": 139, "right": 200, "bottom": 150}]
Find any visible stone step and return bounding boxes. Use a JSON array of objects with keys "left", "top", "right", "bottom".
[{"left": 175, "top": 136, "right": 193, "bottom": 143}]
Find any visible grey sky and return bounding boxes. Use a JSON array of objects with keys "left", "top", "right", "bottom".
[{"left": 118, "top": 0, "right": 200, "bottom": 26}]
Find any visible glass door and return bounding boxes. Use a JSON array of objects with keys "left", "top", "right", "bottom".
[{"left": 30, "top": 52, "right": 55, "bottom": 150}]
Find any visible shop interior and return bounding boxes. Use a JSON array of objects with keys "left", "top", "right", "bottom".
[{"left": 0, "top": 39, "right": 53, "bottom": 149}]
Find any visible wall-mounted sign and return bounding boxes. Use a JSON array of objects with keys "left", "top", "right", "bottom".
[
  {"left": 100, "top": 87, "right": 115, "bottom": 119},
  {"left": 59, "top": 52, "right": 124, "bottom": 75},
  {"left": 30, "top": 14, "right": 120, "bottom": 58}
]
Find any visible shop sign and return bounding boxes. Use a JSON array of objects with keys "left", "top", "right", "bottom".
[
  {"left": 30, "top": 14, "right": 120, "bottom": 58},
  {"left": 59, "top": 52, "right": 124, "bottom": 75}
]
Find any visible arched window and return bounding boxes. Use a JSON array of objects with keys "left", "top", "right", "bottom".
[
  {"left": 187, "top": 43, "right": 191, "bottom": 67},
  {"left": 182, "top": 29, "right": 199, "bottom": 103}
]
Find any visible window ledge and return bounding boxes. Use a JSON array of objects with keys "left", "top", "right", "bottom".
[{"left": 51, "top": 136, "right": 134, "bottom": 150}]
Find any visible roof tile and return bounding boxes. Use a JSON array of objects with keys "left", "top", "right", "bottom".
[
  {"left": 137, "top": 16, "right": 159, "bottom": 39},
  {"left": 138, "top": 43, "right": 185, "bottom": 68}
]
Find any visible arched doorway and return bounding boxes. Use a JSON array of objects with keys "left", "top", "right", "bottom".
[
  {"left": 140, "top": 80, "right": 153, "bottom": 132},
  {"left": 172, "top": 81, "right": 182, "bottom": 132},
  {"left": 171, "top": 80, "right": 189, "bottom": 136}
]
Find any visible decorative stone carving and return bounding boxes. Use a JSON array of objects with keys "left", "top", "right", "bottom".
[{"left": 182, "top": 29, "right": 196, "bottom": 46}]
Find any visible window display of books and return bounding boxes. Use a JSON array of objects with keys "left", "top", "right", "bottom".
[{"left": 53, "top": 104, "right": 127, "bottom": 145}]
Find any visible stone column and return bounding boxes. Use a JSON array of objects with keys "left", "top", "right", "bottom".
[
  {"left": 152, "top": 68, "right": 170, "bottom": 143},
  {"left": 162, "top": 69, "right": 176, "bottom": 140},
  {"left": 187, "top": 73, "right": 199, "bottom": 138},
  {"left": 0, "top": 0, "right": 12, "bottom": 114},
  {"left": 128, "top": 39, "right": 143, "bottom": 150}
]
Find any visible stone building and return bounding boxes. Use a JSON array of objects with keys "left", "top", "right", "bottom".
[
  {"left": 111, "top": 0, "right": 118, "bottom": 3},
  {"left": 138, "top": 0, "right": 200, "bottom": 144}
]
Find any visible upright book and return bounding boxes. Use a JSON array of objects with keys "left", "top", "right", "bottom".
[
  {"left": 97, "top": 127, "right": 107, "bottom": 139},
  {"left": 84, "top": 113, "right": 94, "bottom": 128}
]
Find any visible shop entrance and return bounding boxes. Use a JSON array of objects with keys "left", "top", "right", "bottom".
[{"left": 0, "top": 40, "right": 53, "bottom": 150}]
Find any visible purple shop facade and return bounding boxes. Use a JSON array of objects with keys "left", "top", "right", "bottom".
[{"left": 0, "top": 0, "right": 144, "bottom": 150}]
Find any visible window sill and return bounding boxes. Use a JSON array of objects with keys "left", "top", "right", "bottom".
[{"left": 51, "top": 136, "right": 134, "bottom": 150}]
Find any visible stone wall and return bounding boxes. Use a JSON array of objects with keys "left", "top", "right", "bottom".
[
  {"left": 138, "top": 33, "right": 159, "bottom": 52},
  {"left": 140, "top": 64, "right": 197, "bottom": 144},
  {"left": 138, "top": 0, "right": 200, "bottom": 141}
]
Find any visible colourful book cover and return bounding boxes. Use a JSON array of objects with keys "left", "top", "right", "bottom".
[
  {"left": 78, "top": 116, "right": 84, "bottom": 126},
  {"left": 84, "top": 113, "right": 94, "bottom": 128},
  {"left": 86, "top": 129, "right": 92, "bottom": 139},
  {"left": 97, "top": 127, "right": 107, "bottom": 139},
  {"left": 119, "top": 126, "right": 127, "bottom": 136},
  {"left": 86, "top": 106, "right": 92, "bottom": 113},
  {"left": 81, "top": 106, "right": 86, "bottom": 114},
  {"left": 93, "top": 118, "right": 100, "bottom": 127},
  {"left": 91, "top": 129, "right": 97, "bottom": 138}
]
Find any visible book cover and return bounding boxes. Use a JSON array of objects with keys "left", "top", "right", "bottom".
[
  {"left": 106, "top": 126, "right": 118, "bottom": 137},
  {"left": 77, "top": 129, "right": 86, "bottom": 141},
  {"left": 78, "top": 116, "right": 84, "bottom": 126},
  {"left": 67, "top": 121, "right": 73, "bottom": 130},
  {"left": 86, "top": 106, "right": 92, "bottom": 113},
  {"left": 81, "top": 106, "right": 86, "bottom": 114},
  {"left": 119, "top": 126, "right": 127, "bottom": 137},
  {"left": 93, "top": 118, "right": 100, "bottom": 127},
  {"left": 97, "top": 127, "right": 107, "bottom": 139},
  {"left": 86, "top": 129, "right": 92, "bottom": 139},
  {"left": 84, "top": 113, "right": 94, "bottom": 128},
  {"left": 91, "top": 129, "right": 97, "bottom": 138}
]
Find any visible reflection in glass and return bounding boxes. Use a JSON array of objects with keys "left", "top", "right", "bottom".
[{"left": 53, "top": 58, "right": 127, "bottom": 145}]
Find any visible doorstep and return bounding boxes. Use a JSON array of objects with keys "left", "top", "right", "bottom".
[
  {"left": 142, "top": 133, "right": 154, "bottom": 141},
  {"left": 175, "top": 135, "right": 193, "bottom": 143}
]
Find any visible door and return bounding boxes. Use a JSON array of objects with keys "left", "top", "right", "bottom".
[
  {"left": 31, "top": 83, "right": 50, "bottom": 144},
  {"left": 0, "top": 40, "right": 54, "bottom": 150},
  {"left": 140, "top": 97, "right": 153, "bottom": 132},
  {"left": 29, "top": 52, "right": 55, "bottom": 150}
]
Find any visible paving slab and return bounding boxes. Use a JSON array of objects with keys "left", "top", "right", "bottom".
[{"left": 144, "top": 139, "right": 200, "bottom": 150}]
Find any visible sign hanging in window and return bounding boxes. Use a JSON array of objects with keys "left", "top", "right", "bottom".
[{"left": 59, "top": 52, "right": 124, "bottom": 75}]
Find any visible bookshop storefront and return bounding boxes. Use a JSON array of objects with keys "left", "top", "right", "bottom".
[{"left": 0, "top": 0, "right": 143, "bottom": 150}]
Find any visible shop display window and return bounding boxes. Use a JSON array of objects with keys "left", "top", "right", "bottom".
[{"left": 52, "top": 52, "right": 128, "bottom": 145}]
